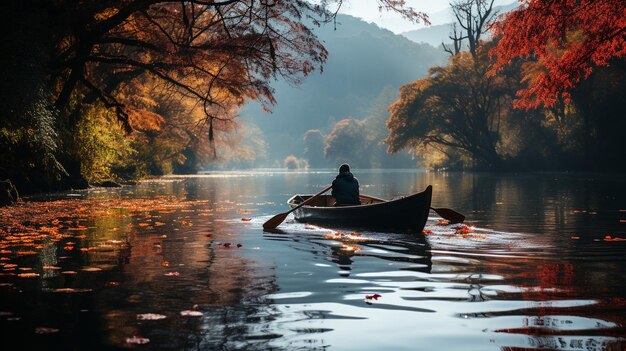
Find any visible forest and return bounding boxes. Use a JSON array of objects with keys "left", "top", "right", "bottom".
[
  {"left": 1, "top": 0, "right": 625, "bottom": 201},
  {"left": 386, "top": 0, "right": 626, "bottom": 171}
]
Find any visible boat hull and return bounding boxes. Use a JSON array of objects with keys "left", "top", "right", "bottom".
[{"left": 288, "top": 185, "right": 433, "bottom": 233}]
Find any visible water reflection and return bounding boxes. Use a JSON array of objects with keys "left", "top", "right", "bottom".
[{"left": 1, "top": 171, "right": 625, "bottom": 350}]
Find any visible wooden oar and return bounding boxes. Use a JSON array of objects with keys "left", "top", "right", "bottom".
[
  {"left": 359, "top": 194, "right": 465, "bottom": 224},
  {"left": 263, "top": 185, "right": 332, "bottom": 230}
]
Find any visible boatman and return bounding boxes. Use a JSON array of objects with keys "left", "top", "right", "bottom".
[{"left": 331, "top": 163, "right": 361, "bottom": 206}]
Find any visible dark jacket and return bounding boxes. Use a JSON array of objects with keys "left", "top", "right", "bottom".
[{"left": 331, "top": 171, "right": 361, "bottom": 205}]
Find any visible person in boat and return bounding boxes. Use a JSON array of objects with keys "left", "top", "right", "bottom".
[{"left": 331, "top": 163, "right": 361, "bottom": 206}]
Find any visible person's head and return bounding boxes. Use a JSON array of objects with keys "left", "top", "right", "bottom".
[{"left": 339, "top": 163, "right": 350, "bottom": 173}]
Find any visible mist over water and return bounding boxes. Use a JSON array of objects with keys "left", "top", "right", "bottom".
[{"left": 1, "top": 170, "right": 625, "bottom": 350}]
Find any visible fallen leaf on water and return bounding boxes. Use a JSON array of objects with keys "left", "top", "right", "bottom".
[
  {"left": 107, "top": 240, "right": 125, "bottom": 245},
  {"left": 241, "top": 218, "right": 252, "bottom": 222},
  {"left": 17, "top": 251, "right": 37, "bottom": 256},
  {"left": 161, "top": 261, "right": 169, "bottom": 267},
  {"left": 54, "top": 288, "right": 75, "bottom": 293},
  {"left": 53, "top": 288, "right": 92, "bottom": 293},
  {"left": 126, "top": 336, "right": 150, "bottom": 345},
  {"left": 436, "top": 220, "right": 449, "bottom": 226},
  {"left": 604, "top": 235, "right": 626, "bottom": 242},
  {"left": 154, "top": 222, "right": 166, "bottom": 226},
  {"left": 365, "top": 293, "right": 382, "bottom": 300},
  {"left": 180, "top": 310, "right": 203, "bottom": 317},
  {"left": 570, "top": 236, "right": 580, "bottom": 240},
  {"left": 18, "top": 273, "right": 40, "bottom": 278},
  {"left": 82, "top": 267, "right": 102, "bottom": 272},
  {"left": 61, "top": 271, "right": 77, "bottom": 275},
  {"left": 422, "top": 229, "right": 433, "bottom": 235},
  {"left": 455, "top": 225, "right": 472, "bottom": 234},
  {"left": 365, "top": 293, "right": 382, "bottom": 304},
  {"left": 340, "top": 245, "right": 361, "bottom": 252},
  {"left": 236, "top": 244, "right": 242, "bottom": 248},
  {"left": 105, "top": 282, "right": 120, "bottom": 287},
  {"left": 223, "top": 243, "right": 232, "bottom": 248},
  {"left": 137, "top": 313, "right": 167, "bottom": 321},
  {"left": 164, "top": 272, "right": 180, "bottom": 277},
  {"left": 35, "top": 327, "right": 59, "bottom": 334}
]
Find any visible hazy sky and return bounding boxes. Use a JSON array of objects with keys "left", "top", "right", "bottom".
[{"left": 337, "top": 0, "right": 516, "bottom": 34}]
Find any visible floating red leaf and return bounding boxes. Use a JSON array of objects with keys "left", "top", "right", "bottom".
[
  {"left": 365, "top": 293, "right": 382, "bottom": 300},
  {"left": 126, "top": 336, "right": 150, "bottom": 344}
]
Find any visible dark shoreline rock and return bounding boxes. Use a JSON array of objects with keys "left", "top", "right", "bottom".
[{"left": 1, "top": 179, "right": 20, "bottom": 206}]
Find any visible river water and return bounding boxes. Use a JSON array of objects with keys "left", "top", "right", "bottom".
[{"left": 1, "top": 170, "right": 625, "bottom": 350}]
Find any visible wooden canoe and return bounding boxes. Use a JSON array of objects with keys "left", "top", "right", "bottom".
[{"left": 287, "top": 185, "right": 433, "bottom": 233}]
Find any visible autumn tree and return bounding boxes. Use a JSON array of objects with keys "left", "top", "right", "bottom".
[
  {"left": 1, "top": 0, "right": 428, "bottom": 192},
  {"left": 324, "top": 118, "right": 376, "bottom": 168},
  {"left": 490, "top": 0, "right": 626, "bottom": 169},
  {"left": 489, "top": 0, "right": 626, "bottom": 109},
  {"left": 386, "top": 45, "right": 516, "bottom": 169}
]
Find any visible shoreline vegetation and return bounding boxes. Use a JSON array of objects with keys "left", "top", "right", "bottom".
[{"left": 2, "top": 1, "right": 625, "bottom": 205}]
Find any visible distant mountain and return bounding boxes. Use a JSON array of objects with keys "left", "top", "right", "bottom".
[
  {"left": 400, "top": 2, "right": 520, "bottom": 47},
  {"left": 238, "top": 14, "right": 447, "bottom": 168},
  {"left": 400, "top": 23, "right": 452, "bottom": 47}
]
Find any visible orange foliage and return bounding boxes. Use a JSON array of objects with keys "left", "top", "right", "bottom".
[{"left": 490, "top": 0, "right": 626, "bottom": 109}]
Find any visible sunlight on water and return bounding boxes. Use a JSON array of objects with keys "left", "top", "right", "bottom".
[{"left": 1, "top": 171, "right": 625, "bottom": 350}]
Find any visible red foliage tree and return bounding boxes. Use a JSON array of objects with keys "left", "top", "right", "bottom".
[{"left": 489, "top": 0, "right": 626, "bottom": 109}]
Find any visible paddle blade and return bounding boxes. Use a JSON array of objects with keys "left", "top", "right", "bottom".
[
  {"left": 432, "top": 207, "right": 465, "bottom": 224},
  {"left": 262, "top": 212, "right": 289, "bottom": 230}
]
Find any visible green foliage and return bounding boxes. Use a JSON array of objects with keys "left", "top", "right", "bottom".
[
  {"left": 123, "top": 135, "right": 185, "bottom": 178},
  {"left": 0, "top": 86, "right": 65, "bottom": 192},
  {"left": 74, "top": 104, "right": 133, "bottom": 183}
]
